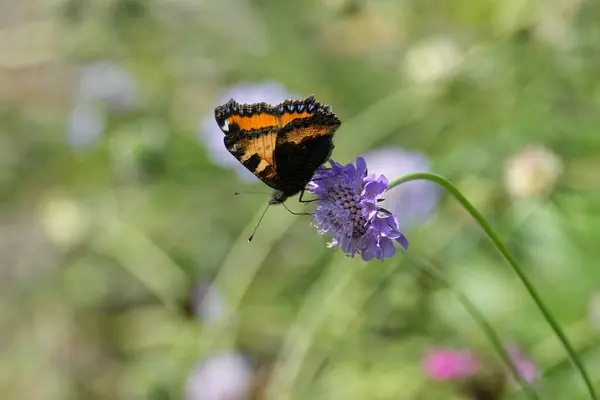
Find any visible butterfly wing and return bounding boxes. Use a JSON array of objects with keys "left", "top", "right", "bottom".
[
  {"left": 223, "top": 127, "right": 287, "bottom": 190},
  {"left": 273, "top": 99, "right": 341, "bottom": 195},
  {"left": 215, "top": 95, "right": 341, "bottom": 194}
]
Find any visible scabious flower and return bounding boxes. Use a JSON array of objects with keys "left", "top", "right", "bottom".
[
  {"left": 361, "top": 147, "right": 439, "bottom": 229},
  {"left": 198, "top": 81, "right": 295, "bottom": 181},
  {"left": 423, "top": 348, "right": 481, "bottom": 381},
  {"left": 307, "top": 157, "right": 409, "bottom": 261}
]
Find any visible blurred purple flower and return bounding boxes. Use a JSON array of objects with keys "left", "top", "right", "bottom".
[
  {"left": 66, "top": 103, "right": 106, "bottom": 149},
  {"left": 198, "top": 81, "right": 294, "bottom": 181},
  {"left": 185, "top": 351, "right": 253, "bottom": 400},
  {"left": 361, "top": 147, "right": 439, "bottom": 229},
  {"left": 423, "top": 348, "right": 481, "bottom": 381},
  {"left": 67, "top": 60, "right": 140, "bottom": 150},
  {"left": 308, "top": 157, "right": 409, "bottom": 261},
  {"left": 187, "top": 283, "right": 230, "bottom": 325},
  {"left": 75, "top": 60, "right": 139, "bottom": 110}
]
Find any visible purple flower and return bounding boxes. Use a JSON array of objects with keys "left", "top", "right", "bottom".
[
  {"left": 66, "top": 60, "right": 139, "bottom": 151},
  {"left": 187, "top": 283, "right": 227, "bottom": 324},
  {"left": 423, "top": 348, "right": 481, "bottom": 381},
  {"left": 198, "top": 81, "right": 295, "bottom": 181},
  {"left": 75, "top": 60, "right": 139, "bottom": 110},
  {"left": 66, "top": 103, "right": 106, "bottom": 150},
  {"left": 307, "top": 157, "right": 409, "bottom": 261},
  {"left": 361, "top": 147, "right": 439, "bottom": 229}
]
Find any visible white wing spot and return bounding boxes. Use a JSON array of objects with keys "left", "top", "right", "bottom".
[{"left": 221, "top": 119, "right": 229, "bottom": 132}]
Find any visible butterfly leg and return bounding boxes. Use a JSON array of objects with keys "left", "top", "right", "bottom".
[
  {"left": 298, "top": 188, "right": 318, "bottom": 204},
  {"left": 282, "top": 202, "right": 312, "bottom": 216}
]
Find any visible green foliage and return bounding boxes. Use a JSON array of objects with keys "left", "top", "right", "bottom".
[{"left": 1, "top": 0, "right": 599, "bottom": 398}]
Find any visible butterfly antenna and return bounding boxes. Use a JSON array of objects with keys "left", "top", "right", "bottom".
[
  {"left": 234, "top": 192, "right": 270, "bottom": 196},
  {"left": 248, "top": 203, "right": 270, "bottom": 242}
]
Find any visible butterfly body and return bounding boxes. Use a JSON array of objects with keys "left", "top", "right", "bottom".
[{"left": 215, "top": 95, "right": 341, "bottom": 204}]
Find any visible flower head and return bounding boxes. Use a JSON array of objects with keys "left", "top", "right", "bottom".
[
  {"left": 362, "top": 147, "right": 439, "bottom": 229},
  {"left": 423, "top": 348, "right": 481, "bottom": 381},
  {"left": 308, "top": 157, "right": 409, "bottom": 261},
  {"left": 198, "top": 81, "right": 294, "bottom": 181}
]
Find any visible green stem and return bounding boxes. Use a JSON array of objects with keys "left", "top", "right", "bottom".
[
  {"left": 405, "top": 254, "right": 539, "bottom": 399},
  {"left": 389, "top": 172, "right": 597, "bottom": 400}
]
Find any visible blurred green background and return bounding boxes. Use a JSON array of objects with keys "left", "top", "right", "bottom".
[{"left": 1, "top": 0, "right": 600, "bottom": 399}]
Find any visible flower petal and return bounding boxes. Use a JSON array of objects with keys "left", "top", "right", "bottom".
[{"left": 309, "top": 157, "right": 409, "bottom": 262}]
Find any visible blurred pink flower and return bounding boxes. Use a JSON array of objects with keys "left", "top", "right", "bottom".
[
  {"left": 198, "top": 81, "right": 295, "bottom": 181},
  {"left": 423, "top": 348, "right": 481, "bottom": 381},
  {"left": 506, "top": 345, "right": 539, "bottom": 384}
]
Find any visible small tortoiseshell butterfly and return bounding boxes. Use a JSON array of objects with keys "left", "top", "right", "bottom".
[{"left": 214, "top": 95, "right": 341, "bottom": 205}]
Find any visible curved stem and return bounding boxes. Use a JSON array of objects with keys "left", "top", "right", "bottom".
[
  {"left": 389, "top": 172, "right": 597, "bottom": 400},
  {"left": 406, "top": 254, "right": 539, "bottom": 399}
]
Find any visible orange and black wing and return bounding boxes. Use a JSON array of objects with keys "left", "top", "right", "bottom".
[
  {"left": 273, "top": 97, "right": 341, "bottom": 193},
  {"left": 215, "top": 99, "right": 284, "bottom": 190},
  {"left": 214, "top": 95, "right": 341, "bottom": 193}
]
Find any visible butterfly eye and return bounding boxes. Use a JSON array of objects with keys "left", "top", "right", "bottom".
[{"left": 297, "top": 104, "right": 305, "bottom": 112}]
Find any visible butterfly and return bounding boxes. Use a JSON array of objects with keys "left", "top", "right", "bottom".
[{"left": 214, "top": 95, "right": 341, "bottom": 205}]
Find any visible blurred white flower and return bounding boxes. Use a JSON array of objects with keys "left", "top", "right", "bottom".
[
  {"left": 534, "top": 0, "right": 581, "bottom": 49},
  {"left": 503, "top": 146, "right": 563, "bottom": 199},
  {"left": 186, "top": 352, "right": 253, "bottom": 400},
  {"left": 40, "top": 195, "right": 88, "bottom": 250},
  {"left": 198, "top": 81, "right": 295, "bottom": 181},
  {"left": 362, "top": 147, "right": 439, "bottom": 229},
  {"left": 404, "top": 37, "right": 463, "bottom": 88},
  {"left": 534, "top": 10, "right": 575, "bottom": 50}
]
